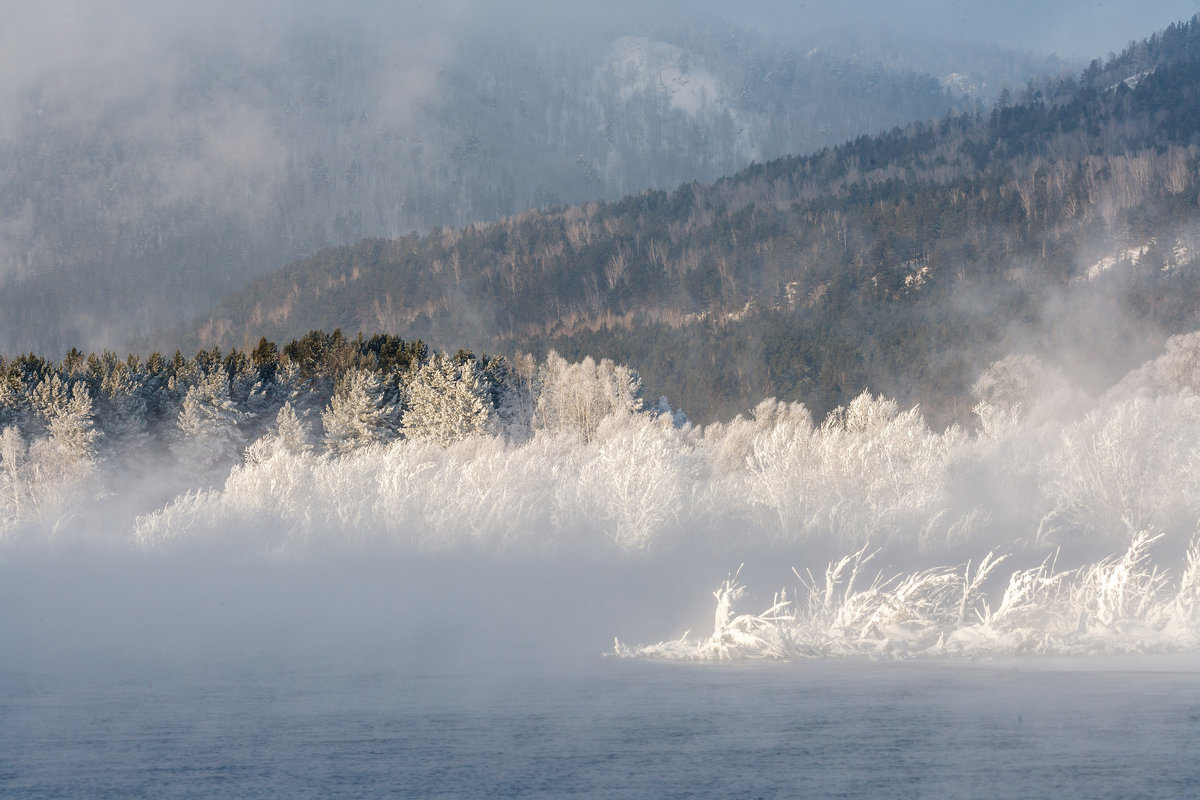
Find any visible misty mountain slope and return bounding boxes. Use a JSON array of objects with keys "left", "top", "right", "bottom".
[
  {"left": 183, "top": 17, "right": 1200, "bottom": 424},
  {"left": 0, "top": 7, "right": 1025, "bottom": 358}
]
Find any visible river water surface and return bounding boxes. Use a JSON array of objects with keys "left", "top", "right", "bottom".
[
  {"left": 4, "top": 550, "right": 1200, "bottom": 798},
  {"left": 5, "top": 650, "right": 1200, "bottom": 799}
]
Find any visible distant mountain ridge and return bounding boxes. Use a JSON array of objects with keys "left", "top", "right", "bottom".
[
  {"left": 0, "top": 12, "right": 1016, "bottom": 356},
  {"left": 180, "top": 17, "right": 1200, "bottom": 424}
]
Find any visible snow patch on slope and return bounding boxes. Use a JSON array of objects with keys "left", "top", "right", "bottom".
[
  {"left": 942, "top": 72, "right": 979, "bottom": 97},
  {"left": 603, "top": 36, "right": 727, "bottom": 116},
  {"left": 1107, "top": 68, "right": 1156, "bottom": 92},
  {"left": 1085, "top": 244, "right": 1151, "bottom": 280},
  {"left": 1082, "top": 236, "right": 1197, "bottom": 281}
]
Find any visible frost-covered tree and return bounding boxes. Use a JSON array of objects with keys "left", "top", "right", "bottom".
[
  {"left": 819, "top": 391, "right": 956, "bottom": 544},
  {"left": 0, "top": 426, "right": 26, "bottom": 532},
  {"left": 0, "top": 370, "right": 16, "bottom": 432},
  {"left": 49, "top": 383, "right": 99, "bottom": 462},
  {"left": 90, "top": 354, "right": 149, "bottom": 459},
  {"left": 580, "top": 412, "right": 700, "bottom": 549},
  {"left": 400, "top": 354, "right": 494, "bottom": 446},
  {"left": 0, "top": 354, "right": 48, "bottom": 437},
  {"left": 0, "top": 404, "right": 99, "bottom": 537},
  {"left": 740, "top": 398, "right": 820, "bottom": 535},
  {"left": 245, "top": 401, "right": 315, "bottom": 465},
  {"left": 1041, "top": 394, "right": 1200, "bottom": 545},
  {"left": 274, "top": 402, "right": 312, "bottom": 455},
  {"left": 481, "top": 354, "right": 536, "bottom": 441},
  {"left": 31, "top": 375, "right": 98, "bottom": 462},
  {"left": 972, "top": 353, "right": 1082, "bottom": 426},
  {"left": 533, "top": 352, "right": 642, "bottom": 440},
  {"left": 172, "top": 368, "right": 247, "bottom": 479},
  {"left": 226, "top": 347, "right": 282, "bottom": 439},
  {"left": 1154, "top": 332, "right": 1200, "bottom": 394},
  {"left": 322, "top": 369, "right": 398, "bottom": 455},
  {"left": 1110, "top": 330, "right": 1200, "bottom": 399}
]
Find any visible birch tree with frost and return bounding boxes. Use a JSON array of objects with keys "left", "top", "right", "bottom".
[{"left": 533, "top": 352, "right": 642, "bottom": 440}]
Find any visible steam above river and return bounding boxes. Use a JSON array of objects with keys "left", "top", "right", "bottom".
[{"left": 6, "top": 334, "right": 1200, "bottom": 660}]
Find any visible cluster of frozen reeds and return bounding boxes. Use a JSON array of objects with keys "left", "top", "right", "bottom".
[{"left": 615, "top": 532, "right": 1200, "bottom": 659}]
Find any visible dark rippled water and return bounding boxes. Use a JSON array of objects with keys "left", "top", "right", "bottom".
[{"left": 5, "top": 652, "right": 1200, "bottom": 799}]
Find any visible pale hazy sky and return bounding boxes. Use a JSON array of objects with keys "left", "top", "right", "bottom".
[
  {"left": 5, "top": 0, "right": 1200, "bottom": 67},
  {"left": 706, "top": 0, "right": 1200, "bottom": 57}
]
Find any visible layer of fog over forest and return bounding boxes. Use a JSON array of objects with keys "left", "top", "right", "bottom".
[
  {"left": 2, "top": 0, "right": 1159, "bottom": 356},
  {"left": 6, "top": 326, "right": 1200, "bottom": 659}
]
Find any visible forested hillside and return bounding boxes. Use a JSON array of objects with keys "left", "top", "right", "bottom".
[
  {"left": 0, "top": 8, "right": 1017, "bottom": 356},
  {"left": 185, "top": 18, "right": 1200, "bottom": 424}
]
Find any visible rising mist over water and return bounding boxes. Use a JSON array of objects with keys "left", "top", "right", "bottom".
[{"left": 6, "top": 334, "right": 1200, "bottom": 661}]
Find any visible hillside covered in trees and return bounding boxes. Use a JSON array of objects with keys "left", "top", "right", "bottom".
[
  {"left": 0, "top": 5, "right": 1025, "bottom": 357},
  {"left": 184, "top": 17, "right": 1200, "bottom": 424}
]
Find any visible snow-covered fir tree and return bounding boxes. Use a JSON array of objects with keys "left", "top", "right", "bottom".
[
  {"left": 321, "top": 369, "right": 398, "bottom": 455},
  {"left": 480, "top": 354, "right": 536, "bottom": 441},
  {"left": 0, "top": 374, "right": 17, "bottom": 432},
  {"left": 244, "top": 401, "right": 314, "bottom": 465},
  {"left": 172, "top": 368, "right": 247, "bottom": 480},
  {"left": 0, "top": 426, "right": 26, "bottom": 531},
  {"left": 400, "top": 353, "right": 495, "bottom": 446},
  {"left": 89, "top": 354, "right": 149, "bottom": 461},
  {"left": 31, "top": 375, "right": 98, "bottom": 462},
  {"left": 1, "top": 378, "right": 100, "bottom": 535},
  {"left": 274, "top": 401, "right": 312, "bottom": 455}
]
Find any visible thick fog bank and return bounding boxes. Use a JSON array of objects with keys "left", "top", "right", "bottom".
[{"left": 0, "top": 545, "right": 748, "bottom": 675}]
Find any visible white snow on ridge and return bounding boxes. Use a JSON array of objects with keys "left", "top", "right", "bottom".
[
  {"left": 602, "top": 36, "right": 728, "bottom": 117},
  {"left": 942, "top": 72, "right": 979, "bottom": 98},
  {"left": 1082, "top": 236, "right": 1198, "bottom": 281},
  {"left": 1085, "top": 243, "right": 1150, "bottom": 280},
  {"left": 1108, "top": 68, "right": 1156, "bottom": 93}
]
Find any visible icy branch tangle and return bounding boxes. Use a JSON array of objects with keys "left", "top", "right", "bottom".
[
  {"left": 614, "top": 534, "right": 1200, "bottom": 659},
  {"left": 7, "top": 331, "right": 1200, "bottom": 657}
]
